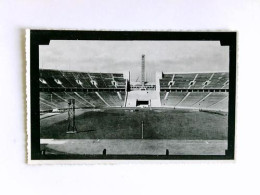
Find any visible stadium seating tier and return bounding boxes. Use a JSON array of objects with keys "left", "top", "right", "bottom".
[
  {"left": 160, "top": 72, "right": 229, "bottom": 89},
  {"left": 39, "top": 69, "right": 126, "bottom": 89}
]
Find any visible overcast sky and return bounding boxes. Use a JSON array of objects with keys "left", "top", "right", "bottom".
[{"left": 39, "top": 40, "right": 229, "bottom": 82}]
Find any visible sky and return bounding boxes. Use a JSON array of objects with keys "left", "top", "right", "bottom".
[{"left": 39, "top": 40, "right": 229, "bottom": 82}]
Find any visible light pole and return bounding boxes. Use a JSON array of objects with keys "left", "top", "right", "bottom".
[
  {"left": 67, "top": 99, "right": 77, "bottom": 134},
  {"left": 141, "top": 121, "right": 144, "bottom": 139}
]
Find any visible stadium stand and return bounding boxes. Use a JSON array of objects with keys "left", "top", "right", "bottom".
[
  {"left": 204, "top": 73, "right": 229, "bottom": 89},
  {"left": 160, "top": 91, "right": 228, "bottom": 111},
  {"left": 161, "top": 92, "right": 228, "bottom": 110},
  {"left": 98, "top": 91, "right": 125, "bottom": 107},
  {"left": 40, "top": 92, "right": 68, "bottom": 109},
  {"left": 39, "top": 103, "right": 53, "bottom": 111},
  {"left": 75, "top": 92, "right": 106, "bottom": 107},
  {"left": 193, "top": 92, "right": 228, "bottom": 108},
  {"left": 39, "top": 69, "right": 229, "bottom": 112},
  {"left": 209, "top": 95, "right": 228, "bottom": 110},
  {"left": 39, "top": 69, "right": 126, "bottom": 89},
  {"left": 40, "top": 91, "right": 125, "bottom": 111},
  {"left": 159, "top": 72, "right": 229, "bottom": 111},
  {"left": 39, "top": 69, "right": 128, "bottom": 111},
  {"left": 161, "top": 92, "right": 188, "bottom": 107},
  {"left": 160, "top": 72, "right": 229, "bottom": 89},
  {"left": 177, "top": 92, "right": 210, "bottom": 107},
  {"left": 190, "top": 73, "right": 212, "bottom": 89}
]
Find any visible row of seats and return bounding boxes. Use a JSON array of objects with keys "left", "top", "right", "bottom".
[
  {"left": 98, "top": 91, "right": 125, "bottom": 107},
  {"left": 39, "top": 69, "right": 126, "bottom": 89},
  {"left": 161, "top": 92, "right": 228, "bottom": 111},
  {"left": 160, "top": 72, "right": 229, "bottom": 89},
  {"left": 40, "top": 91, "right": 126, "bottom": 111}
]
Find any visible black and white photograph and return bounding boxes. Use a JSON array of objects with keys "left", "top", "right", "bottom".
[
  {"left": 27, "top": 30, "right": 236, "bottom": 161},
  {"left": 4, "top": 0, "right": 260, "bottom": 194}
]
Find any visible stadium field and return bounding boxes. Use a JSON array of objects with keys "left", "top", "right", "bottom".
[{"left": 40, "top": 108, "right": 228, "bottom": 140}]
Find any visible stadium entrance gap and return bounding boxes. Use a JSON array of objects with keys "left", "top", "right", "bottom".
[{"left": 136, "top": 100, "right": 150, "bottom": 107}]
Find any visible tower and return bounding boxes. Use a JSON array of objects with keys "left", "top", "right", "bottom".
[
  {"left": 141, "top": 54, "right": 145, "bottom": 87},
  {"left": 67, "top": 99, "right": 77, "bottom": 133}
]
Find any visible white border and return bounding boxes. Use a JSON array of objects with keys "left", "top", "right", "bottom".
[{"left": 26, "top": 29, "right": 31, "bottom": 163}]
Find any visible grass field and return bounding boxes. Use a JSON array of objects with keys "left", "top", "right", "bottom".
[{"left": 40, "top": 108, "right": 228, "bottom": 140}]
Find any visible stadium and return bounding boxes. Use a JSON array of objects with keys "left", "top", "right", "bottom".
[{"left": 40, "top": 54, "right": 229, "bottom": 156}]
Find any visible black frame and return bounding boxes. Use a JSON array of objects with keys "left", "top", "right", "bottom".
[{"left": 29, "top": 30, "right": 236, "bottom": 160}]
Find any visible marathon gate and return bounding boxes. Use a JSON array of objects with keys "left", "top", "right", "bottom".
[{"left": 136, "top": 100, "right": 150, "bottom": 107}]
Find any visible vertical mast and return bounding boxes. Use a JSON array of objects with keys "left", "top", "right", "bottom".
[{"left": 141, "top": 54, "right": 145, "bottom": 87}]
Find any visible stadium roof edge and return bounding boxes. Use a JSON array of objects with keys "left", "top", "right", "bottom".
[
  {"left": 161, "top": 71, "right": 229, "bottom": 74},
  {"left": 39, "top": 68, "right": 129, "bottom": 75}
]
